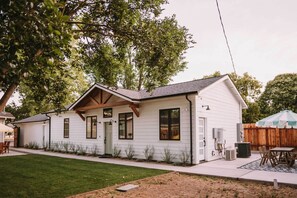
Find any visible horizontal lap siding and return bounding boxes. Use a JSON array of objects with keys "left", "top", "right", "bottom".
[
  {"left": 113, "top": 96, "right": 194, "bottom": 162},
  {"left": 50, "top": 95, "right": 195, "bottom": 162},
  {"left": 50, "top": 111, "right": 104, "bottom": 153},
  {"left": 19, "top": 122, "right": 48, "bottom": 148},
  {"left": 197, "top": 80, "right": 241, "bottom": 161}
]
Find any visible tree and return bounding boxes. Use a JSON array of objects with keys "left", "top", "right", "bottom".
[
  {"left": 78, "top": 4, "right": 193, "bottom": 90},
  {"left": 0, "top": 0, "right": 72, "bottom": 112},
  {"left": 258, "top": 73, "right": 297, "bottom": 117},
  {"left": 0, "top": 0, "right": 193, "bottom": 112},
  {"left": 203, "top": 71, "right": 262, "bottom": 123}
]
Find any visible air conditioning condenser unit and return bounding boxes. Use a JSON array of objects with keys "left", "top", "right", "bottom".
[{"left": 225, "top": 149, "right": 236, "bottom": 161}]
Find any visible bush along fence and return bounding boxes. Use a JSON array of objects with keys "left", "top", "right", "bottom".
[
  {"left": 24, "top": 141, "right": 191, "bottom": 166},
  {"left": 244, "top": 123, "right": 297, "bottom": 150}
]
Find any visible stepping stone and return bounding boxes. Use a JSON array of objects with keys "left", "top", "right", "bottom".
[{"left": 116, "top": 184, "right": 139, "bottom": 192}]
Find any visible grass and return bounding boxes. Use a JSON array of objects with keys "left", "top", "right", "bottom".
[{"left": 0, "top": 154, "right": 167, "bottom": 198}]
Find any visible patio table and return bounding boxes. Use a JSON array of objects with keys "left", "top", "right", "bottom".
[{"left": 269, "top": 147, "right": 295, "bottom": 167}]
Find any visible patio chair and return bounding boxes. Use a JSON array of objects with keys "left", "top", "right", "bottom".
[
  {"left": 288, "top": 152, "right": 297, "bottom": 167},
  {"left": 3, "top": 141, "right": 10, "bottom": 153},
  {"left": 259, "top": 146, "right": 278, "bottom": 167}
]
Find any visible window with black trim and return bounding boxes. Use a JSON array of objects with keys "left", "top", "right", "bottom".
[
  {"left": 64, "top": 118, "right": 69, "bottom": 138},
  {"left": 160, "top": 108, "right": 180, "bottom": 140},
  {"left": 119, "top": 113, "right": 133, "bottom": 139},
  {"left": 103, "top": 108, "right": 112, "bottom": 118},
  {"left": 86, "top": 116, "right": 97, "bottom": 139}
]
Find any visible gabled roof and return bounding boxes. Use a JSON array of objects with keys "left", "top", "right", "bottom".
[
  {"left": 139, "top": 75, "right": 226, "bottom": 100},
  {"left": 69, "top": 75, "right": 247, "bottom": 110},
  {"left": 0, "top": 111, "right": 15, "bottom": 119},
  {"left": 13, "top": 114, "right": 48, "bottom": 124}
]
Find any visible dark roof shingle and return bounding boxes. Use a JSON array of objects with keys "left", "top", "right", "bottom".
[
  {"left": 13, "top": 114, "right": 48, "bottom": 124},
  {"left": 97, "top": 75, "right": 226, "bottom": 101}
]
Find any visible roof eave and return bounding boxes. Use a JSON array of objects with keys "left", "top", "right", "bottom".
[
  {"left": 68, "top": 84, "right": 139, "bottom": 111},
  {"left": 139, "top": 91, "right": 198, "bottom": 101}
]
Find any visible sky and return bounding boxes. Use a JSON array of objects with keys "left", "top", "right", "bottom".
[{"left": 162, "top": 0, "right": 297, "bottom": 85}]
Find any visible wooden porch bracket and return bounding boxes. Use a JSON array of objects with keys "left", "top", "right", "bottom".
[
  {"left": 103, "top": 93, "right": 113, "bottom": 104},
  {"left": 76, "top": 101, "right": 132, "bottom": 111},
  {"left": 90, "top": 96, "right": 100, "bottom": 105},
  {"left": 76, "top": 111, "right": 85, "bottom": 121},
  {"left": 129, "top": 104, "right": 140, "bottom": 117}
]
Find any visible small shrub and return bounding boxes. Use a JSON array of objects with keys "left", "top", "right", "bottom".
[
  {"left": 74, "top": 144, "right": 81, "bottom": 154},
  {"left": 33, "top": 143, "right": 39, "bottom": 150},
  {"left": 69, "top": 143, "right": 76, "bottom": 153},
  {"left": 162, "top": 147, "right": 176, "bottom": 163},
  {"left": 53, "top": 142, "right": 60, "bottom": 152},
  {"left": 76, "top": 145, "right": 87, "bottom": 155},
  {"left": 63, "top": 142, "right": 70, "bottom": 153},
  {"left": 179, "top": 147, "right": 190, "bottom": 166},
  {"left": 125, "top": 144, "right": 135, "bottom": 160},
  {"left": 113, "top": 145, "right": 121, "bottom": 158},
  {"left": 90, "top": 144, "right": 99, "bottom": 156},
  {"left": 75, "top": 145, "right": 82, "bottom": 155},
  {"left": 44, "top": 141, "right": 49, "bottom": 151},
  {"left": 27, "top": 141, "right": 39, "bottom": 149},
  {"left": 58, "top": 141, "right": 64, "bottom": 152},
  {"left": 144, "top": 145, "right": 155, "bottom": 161}
]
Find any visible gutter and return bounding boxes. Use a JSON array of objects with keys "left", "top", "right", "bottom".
[
  {"left": 185, "top": 94, "right": 193, "bottom": 165},
  {"left": 45, "top": 113, "right": 51, "bottom": 149}
]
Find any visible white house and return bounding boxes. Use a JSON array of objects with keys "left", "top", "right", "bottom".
[
  {"left": 14, "top": 75, "right": 247, "bottom": 164},
  {"left": 14, "top": 114, "right": 49, "bottom": 147}
]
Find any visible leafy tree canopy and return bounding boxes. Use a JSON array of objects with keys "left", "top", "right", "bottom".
[
  {"left": 203, "top": 71, "right": 262, "bottom": 123},
  {"left": 258, "top": 73, "right": 297, "bottom": 117},
  {"left": 203, "top": 71, "right": 262, "bottom": 103},
  {"left": 0, "top": 0, "right": 194, "bottom": 112}
]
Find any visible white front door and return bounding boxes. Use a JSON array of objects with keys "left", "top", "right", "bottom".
[
  {"left": 104, "top": 122, "right": 113, "bottom": 155},
  {"left": 198, "top": 117, "right": 206, "bottom": 161}
]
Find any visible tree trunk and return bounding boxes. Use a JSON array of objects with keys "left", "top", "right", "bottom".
[{"left": 0, "top": 83, "right": 18, "bottom": 112}]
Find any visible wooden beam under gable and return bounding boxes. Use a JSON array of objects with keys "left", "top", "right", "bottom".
[
  {"left": 103, "top": 93, "right": 113, "bottom": 104},
  {"left": 76, "top": 101, "right": 132, "bottom": 111},
  {"left": 129, "top": 104, "right": 140, "bottom": 117},
  {"left": 76, "top": 111, "right": 85, "bottom": 121},
  {"left": 90, "top": 96, "right": 100, "bottom": 105},
  {"left": 100, "top": 89, "right": 103, "bottom": 104}
]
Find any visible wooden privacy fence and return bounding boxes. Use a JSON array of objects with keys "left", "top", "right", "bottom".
[{"left": 244, "top": 123, "right": 297, "bottom": 151}]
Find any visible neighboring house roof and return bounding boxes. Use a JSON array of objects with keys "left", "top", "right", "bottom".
[
  {"left": 13, "top": 114, "right": 48, "bottom": 124},
  {"left": 69, "top": 75, "right": 239, "bottom": 110},
  {"left": 0, "top": 111, "right": 15, "bottom": 119}
]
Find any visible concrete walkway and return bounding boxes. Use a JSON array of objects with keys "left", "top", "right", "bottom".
[{"left": 10, "top": 148, "right": 297, "bottom": 186}]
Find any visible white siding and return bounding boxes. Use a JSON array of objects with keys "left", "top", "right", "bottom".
[
  {"left": 113, "top": 95, "right": 196, "bottom": 163},
  {"left": 50, "top": 110, "right": 104, "bottom": 152},
  {"left": 18, "top": 122, "right": 48, "bottom": 148},
  {"left": 50, "top": 95, "right": 196, "bottom": 163},
  {"left": 196, "top": 79, "right": 242, "bottom": 162}
]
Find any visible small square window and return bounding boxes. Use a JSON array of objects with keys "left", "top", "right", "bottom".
[{"left": 103, "top": 108, "right": 112, "bottom": 118}]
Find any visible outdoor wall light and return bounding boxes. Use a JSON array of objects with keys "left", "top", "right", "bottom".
[
  {"left": 202, "top": 105, "right": 210, "bottom": 110},
  {"left": 109, "top": 119, "right": 117, "bottom": 125}
]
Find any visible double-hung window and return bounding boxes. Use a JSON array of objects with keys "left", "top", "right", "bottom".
[
  {"left": 119, "top": 113, "right": 133, "bottom": 139},
  {"left": 64, "top": 118, "right": 69, "bottom": 138},
  {"left": 159, "top": 108, "right": 180, "bottom": 140},
  {"left": 86, "top": 116, "right": 97, "bottom": 139}
]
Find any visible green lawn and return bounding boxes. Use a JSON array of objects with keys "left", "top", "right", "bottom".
[{"left": 0, "top": 154, "right": 167, "bottom": 198}]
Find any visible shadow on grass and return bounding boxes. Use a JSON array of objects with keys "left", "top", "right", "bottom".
[{"left": 0, "top": 154, "right": 167, "bottom": 198}]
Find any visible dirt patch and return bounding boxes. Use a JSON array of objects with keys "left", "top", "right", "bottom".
[{"left": 70, "top": 172, "right": 297, "bottom": 198}]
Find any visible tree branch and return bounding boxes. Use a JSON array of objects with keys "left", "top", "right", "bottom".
[{"left": 0, "top": 83, "right": 18, "bottom": 112}]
